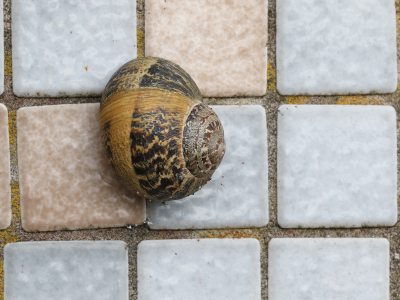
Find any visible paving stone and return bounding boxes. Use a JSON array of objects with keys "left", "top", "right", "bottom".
[
  {"left": 0, "top": 0, "right": 4, "bottom": 95},
  {"left": 17, "top": 104, "right": 145, "bottom": 232},
  {"left": 278, "top": 105, "right": 397, "bottom": 228},
  {"left": 145, "top": 0, "right": 268, "bottom": 97},
  {"left": 0, "top": 104, "right": 11, "bottom": 229},
  {"left": 138, "top": 239, "right": 261, "bottom": 300},
  {"left": 4, "top": 241, "right": 128, "bottom": 300},
  {"left": 276, "top": 0, "right": 397, "bottom": 95},
  {"left": 12, "top": 0, "right": 136, "bottom": 97},
  {"left": 147, "top": 105, "right": 268, "bottom": 230},
  {"left": 269, "top": 238, "right": 389, "bottom": 300}
]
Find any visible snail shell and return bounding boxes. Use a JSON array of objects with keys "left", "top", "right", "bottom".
[{"left": 100, "top": 57, "right": 225, "bottom": 201}]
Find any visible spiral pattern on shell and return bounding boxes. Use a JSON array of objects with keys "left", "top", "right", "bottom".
[{"left": 100, "top": 57, "right": 225, "bottom": 201}]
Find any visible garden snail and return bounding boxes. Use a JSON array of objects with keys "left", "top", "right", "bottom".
[{"left": 100, "top": 57, "right": 226, "bottom": 201}]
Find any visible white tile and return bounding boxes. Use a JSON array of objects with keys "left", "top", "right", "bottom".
[
  {"left": 138, "top": 239, "right": 261, "bottom": 300},
  {"left": 18, "top": 104, "right": 145, "bottom": 232},
  {"left": 278, "top": 105, "right": 397, "bottom": 228},
  {"left": 276, "top": 0, "right": 397, "bottom": 95},
  {"left": 4, "top": 241, "right": 128, "bottom": 300},
  {"left": 0, "top": 104, "right": 10, "bottom": 229},
  {"left": 145, "top": 0, "right": 268, "bottom": 97},
  {"left": 147, "top": 105, "right": 268, "bottom": 230},
  {"left": 12, "top": 0, "right": 136, "bottom": 97},
  {"left": 0, "top": 0, "right": 4, "bottom": 94},
  {"left": 269, "top": 238, "right": 389, "bottom": 300}
]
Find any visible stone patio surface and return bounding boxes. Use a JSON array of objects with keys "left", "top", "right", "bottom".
[{"left": 0, "top": 0, "right": 399, "bottom": 299}]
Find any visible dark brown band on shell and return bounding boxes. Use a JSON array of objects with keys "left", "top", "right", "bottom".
[
  {"left": 183, "top": 103, "right": 225, "bottom": 178},
  {"left": 102, "top": 57, "right": 202, "bottom": 107}
]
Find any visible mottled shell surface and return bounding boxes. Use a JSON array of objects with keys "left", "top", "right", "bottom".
[{"left": 100, "top": 57, "right": 225, "bottom": 201}]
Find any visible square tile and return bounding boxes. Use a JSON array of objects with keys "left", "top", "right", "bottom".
[
  {"left": 145, "top": 0, "right": 268, "bottom": 97},
  {"left": 147, "top": 105, "right": 268, "bottom": 230},
  {"left": 0, "top": 104, "right": 11, "bottom": 229},
  {"left": 278, "top": 105, "right": 397, "bottom": 228},
  {"left": 276, "top": 0, "right": 397, "bottom": 95},
  {"left": 269, "top": 238, "right": 389, "bottom": 300},
  {"left": 17, "top": 104, "right": 145, "bottom": 232},
  {"left": 138, "top": 239, "right": 261, "bottom": 300},
  {"left": 4, "top": 241, "right": 128, "bottom": 300},
  {"left": 12, "top": 0, "right": 136, "bottom": 97},
  {"left": 0, "top": 0, "right": 4, "bottom": 94}
]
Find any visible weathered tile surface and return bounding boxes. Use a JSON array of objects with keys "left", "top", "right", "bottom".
[
  {"left": 138, "top": 239, "right": 261, "bottom": 300},
  {"left": 4, "top": 241, "right": 128, "bottom": 300},
  {"left": 12, "top": 0, "right": 136, "bottom": 97},
  {"left": 0, "top": 0, "right": 4, "bottom": 95},
  {"left": 17, "top": 104, "right": 145, "bottom": 232},
  {"left": 0, "top": 104, "right": 10, "bottom": 229},
  {"left": 278, "top": 105, "right": 397, "bottom": 228},
  {"left": 145, "top": 0, "right": 268, "bottom": 97},
  {"left": 147, "top": 105, "right": 268, "bottom": 230},
  {"left": 276, "top": 0, "right": 397, "bottom": 95},
  {"left": 269, "top": 239, "right": 389, "bottom": 300}
]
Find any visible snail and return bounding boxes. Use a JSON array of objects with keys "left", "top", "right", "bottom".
[{"left": 100, "top": 57, "right": 226, "bottom": 201}]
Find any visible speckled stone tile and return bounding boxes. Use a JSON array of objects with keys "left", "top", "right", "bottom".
[
  {"left": 276, "top": 0, "right": 397, "bottom": 95},
  {"left": 138, "top": 239, "right": 261, "bottom": 300},
  {"left": 12, "top": 0, "right": 136, "bottom": 97},
  {"left": 269, "top": 239, "right": 389, "bottom": 300},
  {"left": 147, "top": 105, "right": 268, "bottom": 230},
  {"left": 17, "top": 104, "right": 145, "bottom": 232},
  {"left": 278, "top": 105, "right": 397, "bottom": 228},
  {"left": 0, "top": 0, "right": 4, "bottom": 95},
  {"left": 4, "top": 241, "right": 128, "bottom": 300},
  {"left": 145, "top": 0, "right": 268, "bottom": 97},
  {"left": 0, "top": 104, "right": 11, "bottom": 229}
]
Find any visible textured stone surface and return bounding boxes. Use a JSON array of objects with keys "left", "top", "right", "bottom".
[
  {"left": 4, "top": 241, "right": 128, "bottom": 300},
  {"left": 269, "top": 238, "right": 389, "bottom": 300},
  {"left": 0, "top": 104, "right": 10, "bottom": 229},
  {"left": 145, "top": 0, "right": 268, "bottom": 97},
  {"left": 147, "top": 105, "right": 268, "bottom": 230},
  {"left": 12, "top": 0, "right": 136, "bottom": 97},
  {"left": 138, "top": 239, "right": 261, "bottom": 300},
  {"left": 17, "top": 104, "right": 145, "bottom": 232},
  {"left": 0, "top": 0, "right": 4, "bottom": 95},
  {"left": 278, "top": 105, "right": 397, "bottom": 228},
  {"left": 276, "top": 0, "right": 397, "bottom": 95}
]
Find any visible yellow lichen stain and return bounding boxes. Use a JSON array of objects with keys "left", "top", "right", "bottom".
[
  {"left": 137, "top": 28, "right": 145, "bottom": 58},
  {"left": 4, "top": 49, "right": 11, "bottom": 76},
  {"left": 84, "top": 66, "right": 88, "bottom": 71},
  {"left": 286, "top": 96, "right": 307, "bottom": 105},
  {"left": 337, "top": 95, "right": 383, "bottom": 105},
  {"left": 0, "top": 183, "right": 21, "bottom": 300},
  {"left": 267, "top": 63, "right": 276, "bottom": 91},
  {"left": 195, "top": 229, "right": 261, "bottom": 241},
  {"left": 8, "top": 111, "right": 17, "bottom": 160}
]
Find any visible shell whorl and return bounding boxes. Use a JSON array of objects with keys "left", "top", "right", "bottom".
[
  {"left": 183, "top": 103, "right": 225, "bottom": 178},
  {"left": 100, "top": 57, "right": 225, "bottom": 201}
]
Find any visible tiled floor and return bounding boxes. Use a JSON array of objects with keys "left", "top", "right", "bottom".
[
  {"left": 269, "top": 239, "right": 389, "bottom": 300},
  {"left": 145, "top": 0, "right": 268, "bottom": 97},
  {"left": 17, "top": 104, "right": 145, "bottom": 232},
  {"left": 0, "top": 0, "right": 399, "bottom": 299},
  {"left": 0, "top": 104, "right": 10, "bottom": 229},
  {"left": 147, "top": 105, "right": 269, "bottom": 230},
  {"left": 138, "top": 239, "right": 261, "bottom": 300},
  {"left": 12, "top": 0, "right": 137, "bottom": 97},
  {"left": 277, "top": 105, "right": 397, "bottom": 228},
  {"left": 276, "top": 0, "right": 397, "bottom": 95},
  {"left": 4, "top": 241, "right": 128, "bottom": 300}
]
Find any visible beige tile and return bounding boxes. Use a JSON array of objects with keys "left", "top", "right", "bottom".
[
  {"left": 17, "top": 104, "right": 145, "bottom": 232},
  {"left": 0, "top": 104, "right": 11, "bottom": 229},
  {"left": 145, "top": 0, "right": 268, "bottom": 97}
]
